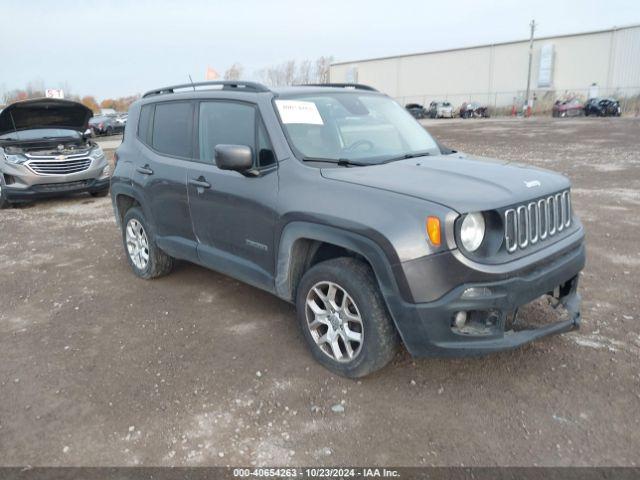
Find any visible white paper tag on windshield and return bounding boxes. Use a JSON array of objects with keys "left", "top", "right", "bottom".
[{"left": 275, "top": 100, "right": 324, "bottom": 125}]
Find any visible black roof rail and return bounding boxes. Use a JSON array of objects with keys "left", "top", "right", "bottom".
[
  {"left": 142, "top": 81, "right": 270, "bottom": 98},
  {"left": 297, "top": 83, "right": 378, "bottom": 92}
]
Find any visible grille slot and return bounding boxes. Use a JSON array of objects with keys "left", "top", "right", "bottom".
[
  {"left": 504, "top": 190, "right": 571, "bottom": 253},
  {"left": 26, "top": 157, "right": 92, "bottom": 176},
  {"left": 31, "top": 180, "right": 91, "bottom": 192}
]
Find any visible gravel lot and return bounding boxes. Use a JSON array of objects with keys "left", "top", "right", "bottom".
[{"left": 1, "top": 118, "right": 639, "bottom": 467}]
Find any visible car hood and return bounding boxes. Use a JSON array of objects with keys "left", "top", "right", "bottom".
[
  {"left": 320, "top": 153, "right": 570, "bottom": 213},
  {"left": 0, "top": 98, "right": 93, "bottom": 136}
]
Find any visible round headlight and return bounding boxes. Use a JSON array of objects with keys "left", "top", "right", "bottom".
[{"left": 460, "top": 212, "right": 485, "bottom": 252}]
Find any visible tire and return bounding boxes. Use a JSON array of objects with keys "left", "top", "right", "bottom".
[
  {"left": 0, "top": 175, "right": 11, "bottom": 209},
  {"left": 295, "top": 257, "right": 400, "bottom": 378},
  {"left": 122, "top": 207, "right": 174, "bottom": 279},
  {"left": 106, "top": 127, "right": 113, "bottom": 136}
]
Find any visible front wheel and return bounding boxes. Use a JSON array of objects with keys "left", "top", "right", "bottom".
[
  {"left": 122, "top": 207, "right": 174, "bottom": 279},
  {"left": 295, "top": 257, "right": 400, "bottom": 378}
]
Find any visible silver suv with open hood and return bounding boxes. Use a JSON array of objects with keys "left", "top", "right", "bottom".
[{"left": 0, "top": 98, "right": 111, "bottom": 208}]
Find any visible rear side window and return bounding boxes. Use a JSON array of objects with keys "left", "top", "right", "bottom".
[
  {"left": 137, "top": 104, "right": 154, "bottom": 145},
  {"left": 152, "top": 102, "right": 193, "bottom": 158}
]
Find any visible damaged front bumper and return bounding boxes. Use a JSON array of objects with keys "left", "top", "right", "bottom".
[{"left": 391, "top": 241, "right": 585, "bottom": 357}]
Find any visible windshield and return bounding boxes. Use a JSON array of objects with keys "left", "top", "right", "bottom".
[
  {"left": 0, "top": 128, "right": 81, "bottom": 141},
  {"left": 275, "top": 92, "right": 440, "bottom": 164}
]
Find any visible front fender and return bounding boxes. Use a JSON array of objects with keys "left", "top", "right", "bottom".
[
  {"left": 275, "top": 221, "right": 422, "bottom": 352},
  {"left": 275, "top": 221, "right": 413, "bottom": 304}
]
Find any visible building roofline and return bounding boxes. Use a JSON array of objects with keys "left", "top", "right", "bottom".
[{"left": 330, "top": 23, "right": 640, "bottom": 66}]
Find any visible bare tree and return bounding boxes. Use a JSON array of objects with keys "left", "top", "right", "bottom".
[
  {"left": 224, "top": 63, "right": 244, "bottom": 81},
  {"left": 296, "top": 60, "right": 313, "bottom": 85},
  {"left": 257, "top": 56, "right": 334, "bottom": 87},
  {"left": 25, "top": 78, "right": 45, "bottom": 98},
  {"left": 283, "top": 60, "right": 297, "bottom": 85},
  {"left": 314, "top": 56, "right": 334, "bottom": 84}
]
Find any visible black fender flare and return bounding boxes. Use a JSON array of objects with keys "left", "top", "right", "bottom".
[
  {"left": 275, "top": 221, "right": 416, "bottom": 348},
  {"left": 275, "top": 222, "right": 402, "bottom": 301},
  {"left": 275, "top": 220, "right": 413, "bottom": 300},
  {"left": 110, "top": 183, "right": 150, "bottom": 230}
]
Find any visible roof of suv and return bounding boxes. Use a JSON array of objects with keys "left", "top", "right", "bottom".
[{"left": 141, "top": 81, "right": 380, "bottom": 101}]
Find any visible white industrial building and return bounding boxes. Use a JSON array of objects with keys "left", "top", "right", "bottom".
[{"left": 330, "top": 24, "right": 640, "bottom": 111}]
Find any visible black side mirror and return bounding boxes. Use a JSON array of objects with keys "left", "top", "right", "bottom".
[{"left": 214, "top": 144, "right": 253, "bottom": 173}]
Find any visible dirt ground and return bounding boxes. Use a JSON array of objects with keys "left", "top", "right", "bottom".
[{"left": 1, "top": 118, "right": 639, "bottom": 467}]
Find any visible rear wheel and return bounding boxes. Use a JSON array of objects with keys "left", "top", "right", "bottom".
[
  {"left": 295, "top": 257, "right": 399, "bottom": 378},
  {"left": 122, "top": 207, "right": 173, "bottom": 279}
]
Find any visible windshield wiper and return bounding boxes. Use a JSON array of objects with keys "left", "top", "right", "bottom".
[
  {"left": 301, "top": 156, "right": 367, "bottom": 167},
  {"left": 381, "top": 151, "right": 431, "bottom": 164}
]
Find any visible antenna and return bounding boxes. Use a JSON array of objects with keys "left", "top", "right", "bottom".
[{"left": 188, "top": 74, "right": 196, "bottom": 91}]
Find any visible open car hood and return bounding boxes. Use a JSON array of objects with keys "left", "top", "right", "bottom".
[{"left": 0, "top": 98, "right": 93, "bottom": 136}]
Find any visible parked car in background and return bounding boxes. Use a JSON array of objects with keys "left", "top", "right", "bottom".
[
  {"left": 552, "top": 99, "right": 584, "bottom": 117},
  {"left": 115, "top": 113, "right": 128, "bottom": 127},
  {"left": 0, "top": 98, "right": 110, "bottom": 208},
  {"left": 89, "top": 115, "right": 123, "bottom": 136},
  {"left": 585, "top": 97, "right": 621, "bottom": 117},
  {"left": 111, "top": 81, "right": 584, "bottom": 378},
  {"left": 405, "top": 103, "right": 428, "bottom": 119},
  {"left": 428, "top": 101, "right": 454, "bottom": 118},
  {"left": 460, "top": 102, "right": 489, "bottom": 118}
]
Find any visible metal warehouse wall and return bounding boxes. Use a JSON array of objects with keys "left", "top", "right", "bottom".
[{"left": 330, "top": 24, "right": 640, "bottom": 109}]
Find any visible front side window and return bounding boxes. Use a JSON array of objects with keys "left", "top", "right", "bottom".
[
  {"left": 199, "top": 102, "right": 254, "bottom": 163},
  {"left": 276, "top": 92, "right": 440, "bottom": 165},
  {"left": 198, "top": 101, "right": 276, "bottom": 169},
  {"left": 152, "top": 102, "right": 193, "bottom": 157}
]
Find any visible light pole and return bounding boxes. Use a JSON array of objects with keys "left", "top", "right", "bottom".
[{"left": 525, "top": 19, "right": 536, "bottom": 116}]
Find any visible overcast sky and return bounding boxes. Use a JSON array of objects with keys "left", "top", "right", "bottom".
[{"left": 2, "top": 0, "right": 639, "bottom": 99}]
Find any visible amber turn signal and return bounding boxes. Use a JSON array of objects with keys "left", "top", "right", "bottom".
[{"left": 427, "top": 216, "right": 441, "bottom": 246}]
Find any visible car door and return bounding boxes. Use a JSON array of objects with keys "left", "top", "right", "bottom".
[
  {"left": 187, "top": 100, "right": 279, "bottom": 291},
  {"left": 132, "top": 101, "right": 198, "bottom": 262}
]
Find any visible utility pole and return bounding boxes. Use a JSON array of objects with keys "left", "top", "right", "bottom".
[{"left": 525, "top": 19, "right": 536, "bottom": 115}]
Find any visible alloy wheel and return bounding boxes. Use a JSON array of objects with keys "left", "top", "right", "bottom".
[
  {"left": 305, "top": 281, "right": 364, "bottom": 362},
  {"left": 126, "top": 219, "right": 149, "bottom": 270}
]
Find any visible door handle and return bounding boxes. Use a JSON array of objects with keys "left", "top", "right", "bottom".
[
  {"left": 136, "top": 165, "right": 154, "bottom": 175},
  {"left": 189, "top": 178, "right": 211, "bottom": 189}
]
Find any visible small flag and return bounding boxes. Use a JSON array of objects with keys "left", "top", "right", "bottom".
[{"left": 205, "top": 67, "right": 220, "bottom": 80}]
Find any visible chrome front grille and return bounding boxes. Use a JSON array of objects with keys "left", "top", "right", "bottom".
[
  {"left": 26, "top": 156, "right": 92, "bottom": 176},
  {"left": 504, "top": 190, "right": 571, "bottom": 253}
]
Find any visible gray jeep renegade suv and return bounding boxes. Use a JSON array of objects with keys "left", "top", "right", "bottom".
[
  {"left": 110, "top": 81, "right": 584, "bottom": 377},
  {"left": 0, "top": 98, "right": 111, "bottom": 208}
]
